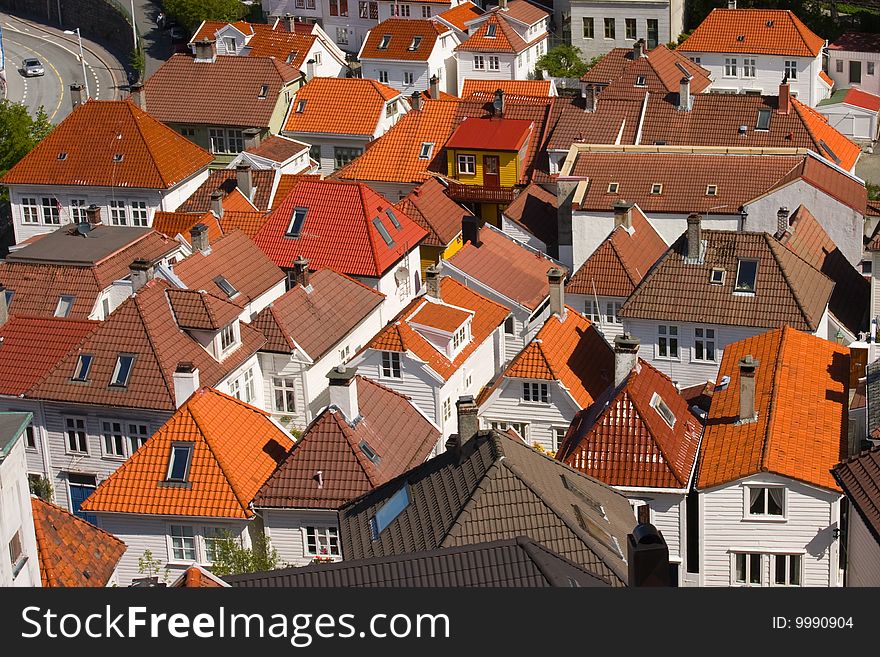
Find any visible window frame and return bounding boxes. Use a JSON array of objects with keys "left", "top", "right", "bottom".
[
  {"left": 604, "top": 17, "right": 615, "bottom": 40},
  {"left": 521, "top": 381, "right": 550, "bottom": 404},
  {"left": 734, "top": 259, "right": 759, "bottom": 294},
  {"left": 772, "top": 553, "right": 802, "bottom": 586},
  {"left": 41, "top": 197, "right": 60, "bottom": 225},
  {"left": 381, "top": 351, "right": 402, "bottom": 379},
  {"left": 744, "top": 485, "right": 786, "bottom": 520},
  {"left": 219, "top": 323, "right": 237, "bottom": 353},
  {"left": 64, "top": 416, "right": 89, "bottom": 455},
  {"left": 582, "top": 16, "right": 594, "bottom": 39},
  {"left": 657, "top": 324, "right": 679, "bottom": 360},
  {"left": 692, "top": 326, "right": 716, "bottom": 363},
  {"left": 273, "top": 377, "right": 297, "bottom": 413},
  {"left": 457, "top": 154, "right": 476, "bottom": 175},
  {"left": 742, "top": 57, "right": 756, "bottom": 78},
  {"left": 583, "top": 299, "right": 600, "bottom": 322},
  {"left": 100, "top": 419, "right": 127, "bottom": 459},
  {"left": 724, "top": 57, "right": 738, "bottom": 77},
  {"left": 304, "top": 526, "right": 341, "bottom": 557},
  {"left": 625, "top": 18, "right": 636, "bottom": 41},
  {"left": 732, "top": 552, "right": 764, "bottom": 586},
  {"left": 169, "top": 524, "right": 197, "bottom": 562},
  {"left": 110, "top": 353, "right": 136, "bottom": 387},
  {"left": 166, "top": 442, "right": 194, "bottom": 483},
  {"left": 784, "top": 60, "right": 797, "bottom": 80}
]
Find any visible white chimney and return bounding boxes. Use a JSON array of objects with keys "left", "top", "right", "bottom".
[
  {"left": 70, "top": 83, "right": 86, "bottom": 110},
  {"left": 129, "top": 82, "right": 146, "bottom": 111},
  {"left": 210, "top": 190, "right": 224, "bottom": 219},
  {"left": 613, "top": 334, "right": 640, "bottom": 388},
  {"left": 328, "top": 366, "right": 359, "bottom": 423},
  {"left": 129, "top": 259, "right": 154, "bottom": 293},
  {"left": 678, "top": 76, "right": 693, "bottom": 112},
  {"left": 425, "top": 264, "right": 441, "bottom": 298},
  {"left": 548, "top": 268, "right": 565, "bottom": 318},
  {"left": 236, "top": 163, "right": 253, "bottom": 200},
  {"left": 0, "top": 284, "right": 8, "bottom": 327},
  {"left": 613, "top": 201, "right": 633, "bottom": 230},
  {"left": 306, "top": 58, "right": 316, "bottom": 81},
  {"left": 173, "top": 362, "right": 200, "bottom": 408},
  {"left": 194, "top": 39, "right": 217, "bottom": 63}
]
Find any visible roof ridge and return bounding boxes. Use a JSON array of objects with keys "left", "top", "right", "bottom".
[
  {"left": 765, "top": 235, "right": 827, "bottom": 330},
  {"left": 359, "top": 184, "right": 385, "bottom": 277},
  {"left": 334, "top": 409, "right": 383, "bottom": 488},
  {"left": 126, "top": 101, "right": 172, "bottom": 188},
  {"left": 759, "top": 328, "right": 787, "bottom": 476},
  {"left": 148, "top": 287, "right": 190, "bottom": 406},
  {"left": 790, "top": 99, "right": 823, "bottom": 153}
]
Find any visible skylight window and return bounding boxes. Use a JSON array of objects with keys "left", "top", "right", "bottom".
[
  {"left": 214, "top": 275, "right": 239, "bottom": 298},
  {"left": 166, "top": 443, "right": 193, "bottom": 482},
  {"left": 57, "top": 152, "right": 68, "bottom": 161},
  {"left": 706, "top": 184, "right": 718, "bottom": 196},
  {"left": 359, "top": 440, "right": 381, "bottom": 465},
  {"left": 71, "top": 354, "right": 93, "bottom": 382},
  {"left": 373, "top": 216, "right": 395, "bottom": 246},
  {"left": 378, "top": 34, "right": 392, "bottom": 49},
  {"left": 295, "top": 99, "right": 307, "bottom": 113},
  {"left": 4, "top": 289, "right": 13, "bottom": 306},
  {"left": 650, "top": 183, "right": 663, "bottom": 195},
  {"left": 734, "top": 259, "right": 758, "bottom": 293},
  {"left": 258, "top": 84, "right": 269, "bottom": 98},
  {"left": 635, "top": 75, "right": 647, "bottom": 87},
  {"left": 650, "top": 392, "right": 676, "bottom": 428},
  {"left": 756, "top": 108, "right": 771, "bottom": 131},
  {"left": 710, "top": 267, "right": 725, "bottom": 285},
  {"left": 286, "top": 207, "right": 307, "bottom": 238},
  {"left": 418, "top": 142, "right": 434, "bottom": 159},
  {"left": 486, "top": 23, "right": 497, "bottom": 38},
  {"left": 370, "top": 484, "right": 410, "bottom": 540},
  {"left": 820, "top": 140, "right": 841, "bottom": 165},
  {"left": 113, "top": 153, "right": 124, "bottom": 162},
  {"left": 607, "top": 182, "right": 619, "bottom": 194},
  {"left": 54, "top": 295, "right": 75, "bottom": 318},
  {"left": 409, "top": 36, "right": 422, "bottom": 50},
  {"left": 385, "top": 208, "right": 401, "bottom": 229},
  {"left": 110, "top": 354, "right": 135, "bottom": 387}
]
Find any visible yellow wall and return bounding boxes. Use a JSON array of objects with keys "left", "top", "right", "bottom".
[
  {"left": 446, "top": 149, "right": 520, "bottom": 187},
  {"left": 418, "top": 233, "right": 464, "bottom": 274}
]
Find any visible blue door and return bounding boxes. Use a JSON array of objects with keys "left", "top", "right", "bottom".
[{"left": 69, "top": 483, "right": 97, "bottom": 524}]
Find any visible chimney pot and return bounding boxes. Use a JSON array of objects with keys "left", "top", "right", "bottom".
[
  {"left": 410, "top": 90, "right": 422, "bottom": 111},
  {"left": 456, "top": 395, "right": 479, "bottom": 443},
  {"left": 0, "top": 284, "right": 8, "bottom": 328},
  {"left": 172, "top": 362, "right": 200, "bottom": 408},
  {"left": 547, "top": 268, "right": 566, "bottom": 318},
  {"left": 129, "top": 259, "right": 154, "bottom": 293},
  {"left": 236, "top": 163, "right": 253, "bottom": 201},
  {"left": 291, "top": 255, "right": 310, "bottom": 288},
  {"left": 778, "top": 76, "right": 791, "bottom": 115},
  {"left": 613, "top": 333, "right": 640, "bottom": 387},
  {"left": 686, "top": 213, "right": 702, "bottom": 261},
  {"left": 70, "top": 83, "right": 86, "bottom": 110},
  {"left": 85, "top": 204, "right": 102, "bottom": 225},
  {"left": 627, "top": 523, "right": 670, "bottom": 587},
  {"left": 633, "top": 38, "right": 645, "bottom": 59},
  {"left": 425, "top": 264, "right": 441, "bottom": 298},
  {"left": 737, "top": 354, "right": 759, "bottom": 424},
  {"left": 613, "top": 201, "right": 633, "bottom": 230},
  {"left": 430, "top": 74, "right": 439, "bottom": 99},
  {"left": 327, "top": 366, "right": 359, "bottom": 422},
  {"left": 210, "top": 190, "right": 224, "bottom": 219},
  {"left": 129, "top": 82, "right": 146, "bottom": 111},
  {"left": 190, "top": 223, "right": 210, "bottom": 254}
]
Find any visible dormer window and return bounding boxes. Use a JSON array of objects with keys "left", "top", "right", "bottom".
[
  {"left": 166, "top": 443, "right": 193, "bottom": 482},
  {"left": 110, "top": 354, "right": 135, "bottom": 387},
  {"left": 706, "top": 184, "right": 718, "bottom": 196},
  {"left": 451, "top": 323, "right": 470, "bottom": 351},
  {"left": 650, "top": 183, "right": 663, "bottom": 195},
  {"left": 295, "top": 99, "right": 307, "bottom": 113},
  {"left": 286, "top": 207, "right": 307, "bottom": 238},
  {"left": 219, "top": 323, "right": 237, "bottom": 353},
  {"left": 607, "top": 182, "right": 619, "bottom": 194},
  {"left": 734, "top": 259, "right": 758, "bottom": 293},
  {"left": 214, "top": 275, "right": 239, "bottom": 298},
  {"left": 418, "top": 142, "right": 434, "bottom": 159},
  {"left": 381, "top": 351, "right": 402, "bottom": 378},
  {"left": 71, "top": 354, "right": 93, "bottom": 382},
  {"left": 54, "top": 295, "right": 75, "bottom": 317},
  {"left": 373, "top": 216, "right": 395, "bottom": 246},
  {"left": 522, "top": 382, "right": 550, "bottom": 403},
  {"left": 385, "top": 207, "right": 401, "bottom": 229},
  {"left": 378, "top": 34, "right": 391, "bottom": 49},
  {"left": 756, "top": 108, "right": 771, "bottom": 131},
  {"left": 650, "top": 392, "right": 676, "bottom": 428},
  {"left": 258, "top": 84, "right": 268, "bottom": 99},
  {"left": 486, "top": 24, "right": 497, "bottom": 38},
  {"left": 409, "top": 36, "right": 422, "bottom": 50}
]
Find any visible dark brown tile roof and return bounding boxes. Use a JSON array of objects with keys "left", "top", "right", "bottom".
[
  {"left": 567, "top": 206, "right": 666, "bottom": 297},
  {"left": 502, "top": 182, "right": 558, "bottom": 246},
  {"left": 252, "top": 268, "right": 383, "bottom": 358},
  {"left": 245, "top": 135, "right": 309, "bottom": 163},
  {"left": 832, "top": 445, "right": 880, "bottom": 544},
  {"left": 166, "top": 288, "right": 242, "bottom": 330},
  {"left": 395, "top": 178, "right": 469, "bottom": 247},
  {"left": 588, "top": 46, "right": 712, "bottom": 99},
  {"left": 777, "top": 205, "right": 869, "bottom": 336},
  {"left": 762, "top": 153, "right": 867, "bottom": 214},
  {"left": 177, "top": 169, "right": 277, "bottom": 213},
  {"left": 225, "top": 536, "right": 609, "bottom": 587},
  {"left": 545, "top": 96, "right": 642, "bottom": 152},
  {"left": 557, "top": 359, "right": 703, "bottom": 489},
  {"left": 31, "top": 498, "right": 126, "bottom": 587},
  {"left": 620, "top": 229, "right": 833, "bottom": 331},
  {"left": 338, "top": 430, "right": 636, "bottom": 585},
  {"left": 144, "top": 54, "right": 301, "bottom": 128},
  {"left": 152, "top": 211, "right": 224, "bottom": 244},
  {"left": 255, "top": 376, "right": 439, "bottom": 509}
]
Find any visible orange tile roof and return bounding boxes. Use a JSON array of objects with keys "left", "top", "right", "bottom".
[
  {"left": 222, "top": 187, "right": 258, "bottom": 212},
  {"left": 461, "top": 79, "right": 553, "bottom": 97},
  {"left": 152, "top": 211, "right": 224, "bottom": 244},
  {"left": 178, "top": 169, "right": 277, "bottom": 213},
  {"left": 271, "top": 173, "right": 323, "bottom": 209},
  {"left": 502, "top": 0, "right": 550, "bottom": 25},
  {"left": 395, "top": 177, "right": 469, "bottom": 247},
  {"left": 820, "top": 70, "right": 834, "bottom": 88},
  {"left": 82, "top": 387, "right": 295, "bottom": 518},
  {"left": 697, "top": 326, "right": 847, "bottom": 491},
  {"left": 557, "top": 359, "right": 703, "bottom": 489},
  {"left": 585, "top": 46, "right": 713, "bottom": 99},
  {"left": 190, "top": 20, "right": 255, "bottom": 42},
  {"left": 677, "top": 8, "right": 825, "bottom": 57},
  {"left": 792, "top": 98, "right": 861, "bottom": 171},
  {"left": 360, "top": 19, "right": 447, "bottom": 62},
  {"left": 219, "top": 211, "right": 270, "bottom": 238},
  {"left": 365, "top": 277, "right": 509, "bottom": 381},
  {"left": 0, "top": 100, "right": 213, "bottom": 188},
  {"left": 32, "top": 497, "right": 126, "bottom": 587},
  {"left": 172, "top": 565, "right": 228, "bottom": 587},
  {"left": 334, "top": 99, "right": 460, "bottom": 185},
  {"left": 410, "top": 299, "right": 471, "bottom": 332},
  {"left": 842, "top": 87, "right": 880, "bottom": 111},
  {"left": 500, "top": 308, "right": 613, "bottom": 408},
  {"left": 456, "top": 13, "right": 528, "bottom": 54},
  {"left": 244, "top": 30, "right": 319, "bottom": 70},
  {"left": 283, "top": 77, "right": 402, "bottom": 137},
  {"left": 435, "top": 1, "right": 484, "bottom": 32}
]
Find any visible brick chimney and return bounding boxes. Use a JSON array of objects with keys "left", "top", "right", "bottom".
[
  {"left": 686, "top": 213, "right": 702, "bottom": 261},
  {"left": 129, "top": 82, "right": 146, "bottom": 111},
  {"left": 194, "top": 39, "right": 217, "bottom": 63},
  {"left": 410, "top": 90, "right": 422, "bottom": 111},
  {"left": 613, "top": 201, "right": 633, "bottom": 230},
  {"left": 462, "top": 215, "right": 480, "bottom": 246},
  {"left": 0, "top": 284, "right": 8, "bottom": 328},
  {"left": 776, "top": 206, "right": 790, "bottom": 236},
  {"left": 633, "top": 38, "right": 645, "bottom": 59},
  {"left": 737, "top": 355, "right": 759, "bottom": 424},
  {"left": 547, "top": 268, "right": 566, "bottom": 318},
  {"left": 190, "top": 223, "right": 210, "bottom": 254},
  {"left": 291, "top": 255, "right": 310, "bottom": 288},
  {"left": 430, "top": 74, "right": 439, "bottom": 99},
  {"left": 210, "top": 190, "right": 224, "bottom": 218},
  {"left": 678, "top": 75, "right": 693, "bottom": 111},
  {"left": 456, "top": 395, "right": 479, "bottom": 441},
  {"left": 778, "top": 77, "right": 791, "bottom": 115},
  {"left": 613, "top": 333, "right": 640, "bottom": 388},
  {"left": 328, "top": 366, "right": 360, "bottom": 423},
  {"left": 425, "top": 263, "right": 441, "bottom": 298},
  {"left": 129, "top": 259, "right": 154, "bottom": 293},
  {"left": 582, "top": 84, "right": 597, "bottom": 112},
  {"left": 70, "top": 83, "right": 85, "bottom": 110},
  {"left": 627, "top": 523, "right": 671, "bottom": 587},
  {"left": 172, "top": 362, "right": 200, "bottom": 408},
  {"left": 243, "top": 128, "right": 262, "bottom": 151},
  {"left": 236, "top": 163, "right": 253, "bottom": 201},
  {"left": 306, "top": 58, "right": 316, "bottom": 81},
  {"left": 85, "top": 204, "right": 102, "bottom": 225}
]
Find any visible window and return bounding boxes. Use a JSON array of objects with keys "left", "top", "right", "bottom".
[
  {"left": 635, "top": 75, "right": 647, "bottom": 87},
  {"left": 607, "top": 182, "right": 619, "bottom": 194},
  {"left": 625, "top": 18, "right": 636, "bottom": 40},
  {"left": 24, "top": 423, "right": 36, "bottom": 449},
  {"left": 689, "top": 56, "right": 701, "bottom": 65},
  {"left": 214, "top": 276, "right": 238, "bottom": 299},
  {"left": 170, "top": 525, "right": 196, "bottom": 561},
  {"left": 486, "top": 23, "right": 497, "bottom": 38},
  {"left": 421, "top": 5, "right": 431, "bottom": 17},
  {"left": 295, "top": 0, "right": 304, "bottom": 6},
  {"left": 756, "top": 108, "right": 771, "bottom": 131},
  {"left": 308, "top": 0, "right": 316, "bottom": 8},
  {"left": 227, "top": 130, "right": 244, "bottom": 153},
  {"left": 209, "top": 128, "right": 226, "bottom": 154},
  {"left": 8, "top": 530, "right": 24, "bottom": 572},
  {"left": 870, "top": 62, "right": 876, "bottom": 76},
  {"left": 836, "top": 59, "right": 844, "bottom": 73},
  {"left": 650, "top": 183, "right": 663, "bottom": 195},
  {"left": 488, "top": 56, "right": 499, "bottom": 71},
  {"left": 646, "top": 18, "right": 658, "bottom": 48},
  {"left": 110, "top": 354, "right": 135, "bottom": 386},
  {"left": 286, "top": 207, "right": 307, "bottom": 238},
  {"left": 128, "top": 423, "right": 149, "bottom": 454},
  {"left": 70, "top": 198, "right": 88, "bottom": 222},
  {"left": 130, "top": 201, "right": 148, "bottom": 227},
  {"left": 490, "top": 420, "right": 528, "bottom": 439},
  {"left": 784, "top": 60, "right": 797, "bottom": 80},
  {"left": 657, "top": 325, "right": 678, "bottom": 359},
  {"left": 305, "top": 526, "right": 340, "bottom": 556},
  {"left": 473, "top": 55, "right": 485, "bottom": 70},
  {"left": 358, "top": 1, "right": 369, "bottom": 17},
  {"left": 110, "top": 199, "right": 127, "bottom": 225},
  {"left": 219, "top": 323, "right": 237, "bottom": 353},
  {"left": 386, "top": 100, "right": 396, "bottom": 117},
  {"left": 4, "top": 289, "right": 13, "bottom": 308},
  {"left": 650, "top": 393, "right": 676, "bottom": 428},
  {"left": 243, "top": 368, "right": 255, "bottom": 404},
  {"left": 504, "top": 316, "right": 515, "bottom": 334},
  {"left": 329, "top": 0, "right": 348, "bottom": 16},
  {"left": 41, "top": 197, "right": 60, "bottom": 225},
  {"left": 693, "top": 327, "right": 716, "bottom": 362},
  {"left": 180, "top": 127, "right": 195, "bottom": 138},
  {"left": 605, "top": 301, "right": 622, "bottom": 324},
  {"left": 409, "top": 36, "right": 422, "bottom": 51},
  {"left": 403, "top": 71, "right": 414, "bottom": 85},
  {"left": 370, "top": 484, "right": 410, "bottom": 539},
  {"left": 203, "top": 527, "right": 225, "bottom": 563},
  {"left": 734, "top": 553, "right": 763, "bottom": 585},
  {"left": 373, "top": 216, "right": 395, "bottom": 246},
  {"left": 584, "top": 299, "right": 600, "bottom": 322},
  {"left": 339, "top": 344, "right": 350, "bottom": 361},
  {"left": 457, "top": 154, "right": 476, "bottom": 175},
  {"left": 167, "top": 443, "right": 193, "bottom": 482},
  {"left": 101, "top": 420, "right": 126, "bottom": 458},
  {"left": 748, "top": 487, "right": 784, "bottom": 517},
  {"left": 378, "top": 70, "right": 388, "bottom": 83},
  {"left": 442, "top": 398, "right": 452, "bottom": 423},
  {"left": 418, "top": 142, "right": 434, "bottom": 159},
  {"left": 21, "top": 197, "right": 39, "bottom": 224},
  {"left": 742, "top": 57, "right": 756, "bottom": 78},
  {"left": 604, "top": 18, "right": 615, "bottom": 39},
  {"left": 710, "top": 268, "right": 725, "bottom": 285},
  {"left": 273, "top": 377, "right": 296, "bottom": 413},
  {"left": 553, "top": 427, "right": 567, "bottom": 451},
  {"left": 229, "top": 377, "right": 241, "bottom": 400},
  {"left": 381, "top": 351, "right": 402, "bottom": 378},
  {"left": 54, "top": 295, "right": 75, "bottom": 318},
  {"left": 724, "top": 58, "right": 737, "bottom": 77},
  {"left": 334, "top": 147, "right": 362, "bottom": 169},
  {"left": 295, "top": 99, "right": 307, "bottom": 114},
  {"left": 335, "top": 27, "right": 348, "bottom": 45},
  {"left": 774, "top": 554, "right": 802, "bottom": 586},
  {"left": 734, "top": 259, "right": 758, "bottom": 293},
  {"left": 378, "top": 34, "right": 391, "bottom": 50},
  {"left": 704, "top": 184, "right": 719, "bottom": 197},
  {"left": 223, "top": 36, "right": 236, "bottom": 53},
  {"left": 65, "top": 417, "right": 88, "bottom": 453},
  {"left": 522, "top": 382, "right": 550, "bottom": 403}
]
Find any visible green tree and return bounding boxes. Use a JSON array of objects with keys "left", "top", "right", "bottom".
[
  {"left": 137, "top": 549, "right": 170, "bottom": 583},
  {"left": 209, "top": 530, "right": 280, "bottom": 577},
  {"left": 28, "top": 475, "right": 54, "bottom": 502},
  {"left": 163, "top": 0, "right": 248, "bottom": 31},
  {"left": 130, "top": 46, "right": 145, "bottom": 83},
  {"left": 536, "top": 44, "right": 590, "bottom": 78},
  {"left": 0, "top": 100, "right": 52, "bottom": 200}
]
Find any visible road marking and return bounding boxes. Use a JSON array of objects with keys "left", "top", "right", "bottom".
[{"left": 14, "top": 42, "right": 65, "bottom": 120}]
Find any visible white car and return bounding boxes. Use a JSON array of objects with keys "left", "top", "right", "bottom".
[{"left": 21, "top": 58, "right": 45, "bottom": 77}]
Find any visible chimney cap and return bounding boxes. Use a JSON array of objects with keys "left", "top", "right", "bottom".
[
  {"left": 614, "top": 332, "right": 640, "bottom": 352},
  {"left": 687, "top": 212, "right": 701, "bottom": 224},
  {"left": 293, "top": 254, "right": 309, "bottom": 267},
  {"left": 191, "top": 223, "right": 209, "bottom": 236},
  {"left": 613, "top": 200, "right": 634, "bottom": 211},
  {"left": 327, "top": 365, "right": 357, "bottom": 384},
  {"left": 236, "top": 162, "right": 251, "bottom": 171},
  {"left": 175, "top": 361, "right": 196, "bottom": 374},
  {"left": 739, "top": 354, "right": 759, "bottom": 372},
  {"left": 209, "top": 190, "right": 224, "bottom": 201},
  {"left": 130, "top": 258, "right": 152, "bottom": 271},
  {"left": 547, "top": 267, "right": 565, "bottom": 282},
  {"left": 456, "top": 394, "right": 475, "bottom": 406}
]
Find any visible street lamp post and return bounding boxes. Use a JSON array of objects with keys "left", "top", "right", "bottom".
[
  {"left": 130, "top": 0, "right": 138, "bottom": 52},
  {"left": 63, "top": 27, "right": 89, "bottom": 99}
]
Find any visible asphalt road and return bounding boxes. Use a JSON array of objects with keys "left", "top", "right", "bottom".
[
  {"left": 131, "top": 0, "right": 174, "bottom": 77},
  {"left": 1, "top": 13, "right": 122, "bottom": 123}
]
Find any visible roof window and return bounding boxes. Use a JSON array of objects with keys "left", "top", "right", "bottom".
[
  {"left": 706, "top": 184, "right": 718, "bottom": 196},
  {"left": 756, "top": 108, "right": 771, "bottom": 131},
  {"left": 71, "top": 354, "right": 93, "bottom": 382},
  {"left": 385, "top": 207, "right": 401, "bottom": 229},
  {"left": 486, "top": 24, "right": 497, "bottom": 38},
  {"left": 635, "top": 75, "right": 647, "bottom": 87},
  {"left": 607, "top": 182, "right": 619, "bottom": 194},
  {"left": 373, "top": 216, "right": 395, "bottom": 246},
  {"left": 710, "top": 267, "right": 725, "bottom": 285},
  {"left": 166, "top": 443, "right": 193, "bottom": 482},
  {"left": 370, "top": 484, "right": 410, "bottom": 540},
  {"left": 286, "top": 207, "right": 307, "bottom": 238},
  {"left": 214, "top": 275, "right": 239, "bottom": 298},
  {"left": 378, "top": 34, "right": 392, "bottom": 49},
  {"left": 359, "top": 440, "right": 381, "bottom": 465},
  {"left": 113, "top": 153, "right": 124, "bottom": 162},
  {"left": 650, "top": 183, "right": 663, "bottom": 195},
  {"left": 295, "top": 99, "right": 307, "bottom": 113},
  {"left": 4, "top": 289, "right": 13, "bottom": 306},
  {"left": 409, "top": 36, "right": 422, "bottom": 51},
  {"left": 650, "top": 392, "right": 676, "bottom": 428},
  {"left": 734, "top": 259, "right": 758, "bottom": 294},
  {"left": 54, "top": 295, "right": 75, "bottom": 318},
  {"left": 110, "top": 354, "right": 135, "bottom": 387},
  {"left": 258, "top": 84, "right": 269, "bottom": 98},
  {"left": 820, "top": 140, "right": 841, "bottom": 165},
  {"left": 418, "top": 142, "right": 434, "bottom": 159},
  {"left": 736, "top": 34, "right": 745, "bottom": 42},
  {"left": 57, "top": 152, "right": 68, "bottom": 161}
]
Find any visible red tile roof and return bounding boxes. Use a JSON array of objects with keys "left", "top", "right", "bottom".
[
  {"left": 792, "top": 98, "right": 861, "bottom": 171},
  {"left": 501, "top": 182, "right": 558, "bottom": 246},
  {"left": 567, "top": 206, "right": 667, "bottom": 298},
  {"left": 172, "top": 565, "right": 228, "bottom": 587},
  {"left": 842, "top": 87, "right": 880, "bottom": 112},
  {"left": 445, "top": 225, "right": 564, "bottom": 311},
  {"left": 360, "top": 19, "right": 446, "bottom": 62},
  {"left": 456, "top": 2, "right": 548, "bottom": 54},
  {"left": 831, "top": 445, "right": 880, "bottom": 544},
  {"left": 255, "top": 376, "right": 439, "bottom": 509},
  {"left": 253, "top": 268, "right": 383, "bottom": 358},
  {"left": 253, "top": 179, "right": 427, "bottom": 277},
  {"left": 82, "top": 388, "right": 294, "bottom": 518},
  {"left": 435, "top": 1, "right": 484, "bottom": 32},
  {"left": 177, "top": 168, "right": 277, "bottom": 213},
  {"left": 166, "top": 288, "right": 242, "bottom": 330},
  {"left": 461, "top": 79, "right": 554, "bottom": 98},
  {"left": 283, "top": 77, "right": 401, "bottom": 137},
  {"left": 584, "top": 46, "right": 712, "bottom": 99},
  {"left": 697, "top": 327, "right": 847, "bottom": 491},
  {"left": 270, "top": 173, "right": 323, "bottom": 209},
  {"left": 246, "top": 135, "right": 310, "bottom": 162},
  {"left": 760, "top": 151, "right": 867, "bottom": 214},
  {"left": 677, "top": 8, "right": 825, "bottom": 57},
  {"left": 366, "top": 277, "right": 509, "bottom": 381},
  {"left": 829, "top": 32, "right": 880, "bottom": 53},
  {"left": 0, "top": 100, "right": 213, "bottom": 188},
  {"left": 191, "top": 20, "right": 255, "bottom": 42},
  {"left": 446, "top": 117, "right": 534, "bottom": 151},
  {"left": 152, "top": 211, "right": 224, "bottom": 243},
  {"left": 557, "top": 359, "right": 703, "bottom": 489},
  {"left": 144, "top": 54, "right": 301, "bottom": 128},
  {"left": 32, "top": 497, "right": 126, "bottom": 587},
  {"left": 395, "top": 177, "right": 469, "bottom": 247},
  {"left": 219, "top": 211, "right": 271, "bottom": 238},
  {"left": 0, "top": 316, "right": 97, "bottom": 396}
]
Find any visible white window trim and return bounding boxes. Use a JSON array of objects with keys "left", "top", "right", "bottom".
[
  {"left": 692, "top": 326, "right": 717, "bottom": 363},
  {"left": 301, "top": 525, "right": 341, "bottom": 557},
  {"left": 730, "top": 551, "right": 764, "bottom": 587},
  {"left": 380, "top": 351, "right": 403, "bottom": 379},
  {"left": 742, "top": 484, "right": 787, "bottom": 522},
  {"left": 63, "top": 416, "right": 90, "bottom": 455},
  {"left": 99, "top": 419, "right": 128, "bottom": 460},
  {"left": 656, "top": 324, "right": 680, "bottom": 361},
  {"left": 520, "top": 380, "right": 551, "bottom": 405},
  {"left": 770, "top": 552, "right": 805, "bottom": 587}
]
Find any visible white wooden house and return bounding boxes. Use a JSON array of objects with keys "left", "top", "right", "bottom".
[
  {"left": 0, "top": 413, "right": 41, "bottom": 587},
  {"left": 827, "top": 32, "right": 880, "bottom": 97},
  {"left": 832, "top": 446, "right": 880, "bottom": 586}
]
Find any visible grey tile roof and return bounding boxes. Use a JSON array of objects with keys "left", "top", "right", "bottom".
[
  {"left": 832, "top": 445, "right": 880, "bottom": 544},
  {"left": 867, "top": 360, "right": 880, "bottom": 438}
]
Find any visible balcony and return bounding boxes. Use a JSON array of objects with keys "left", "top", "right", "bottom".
[{"left": 445, "top": 182, "right": 518, "bottom": 205}]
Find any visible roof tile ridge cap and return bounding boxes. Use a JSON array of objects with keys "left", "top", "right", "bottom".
[
  {"left": 765, "top": 236, "right": 824, "bottom": 330},
  {"left": 441, "top": 436, "right": 504, "bottom": 548},
  {"left": 791, "top": 99, "right": 823, "bottom": 154},
  {"left": 607, "top": 232, "right": 640, "bottom": 290},
  {"left": 759, "top": 328, "right": 788, "bottom": 477},
  {"left": 186, "top": 396, "right": 253, "bottom": 518},
  {"left": 128, "top": 101, "right": 171, "bottom": 189},
  {"left": 358, "top": 184, "right": 384, "bottom": 277},
  {"left": 266, "top": 303, "right": 297, "bottom": 351},
  {"left": 621, "top": 236, "right": 675, "bottom": 310},
  {"left": 624, "top": 382, "right": 691, "bottom": 488},
  {"left": 152, "top": 288, "right": 191, "bottom": 408}
]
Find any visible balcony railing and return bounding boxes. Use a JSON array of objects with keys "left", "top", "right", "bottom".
[{"left": 445, "top": 182, "right": 518, "bottom": 204}]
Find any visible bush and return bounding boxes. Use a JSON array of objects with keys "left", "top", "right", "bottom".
[
  {"left": 209, "top": 529, "right": 280, "bottom": 576},
  {"left": 163, "top": 0, "right": 248, "bottom": 32},
  {"left": 536, "top": 44, "right": 590, "bottom": 78}
]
